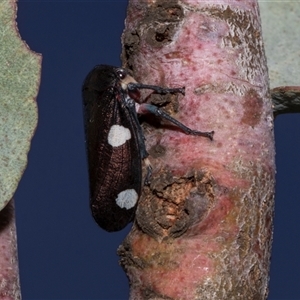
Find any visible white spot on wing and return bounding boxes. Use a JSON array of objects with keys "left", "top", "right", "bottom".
[
  {"left": 108, "top": 125, "right": 131, "bottom": 147},
  {"left": 116, "top": 189, "right": 138, "bottom": 209}
]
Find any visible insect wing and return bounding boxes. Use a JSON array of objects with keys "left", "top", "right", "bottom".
[{"left": 82, "top": 66, "right": 142, "bottom": 231}]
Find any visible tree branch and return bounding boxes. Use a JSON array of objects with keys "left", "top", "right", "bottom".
[
  {"left": 271, "top": 86, "right": 300, "bottom": 117},
  {"left": 0, "top": 201, "right": 21, "bottom": 299},
  {"left": 119, "top": 1, "right": 275, "bottom": 299}
]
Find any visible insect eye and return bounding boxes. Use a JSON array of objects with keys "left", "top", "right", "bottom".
[{"left": 117, "top": 69, "right": 126, "bottom": 80}]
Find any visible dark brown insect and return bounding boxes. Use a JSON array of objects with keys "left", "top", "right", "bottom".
[{"left": 82, "top": 65, "right": 213, "bottom": 232}]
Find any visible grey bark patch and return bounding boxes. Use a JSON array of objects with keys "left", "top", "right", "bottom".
[
  {"left": 122, "top": 0, "right": 183, "bottom": 68},
  {"left": 136, "top": 170, "right": 216, "bottom": 240}
]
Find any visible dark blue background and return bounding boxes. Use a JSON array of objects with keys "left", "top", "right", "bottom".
[{"left": 15, "top": 1, "right": 300, "bottom": 299}]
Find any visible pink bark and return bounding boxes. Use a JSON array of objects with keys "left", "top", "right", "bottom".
[
  {"left": 0, "top": 201, "right": 21, "bottom": 300},
  {"left": 119, "top": 1, "right": 275, "bottom": 299}
]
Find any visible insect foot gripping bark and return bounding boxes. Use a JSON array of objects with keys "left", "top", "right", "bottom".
[
  {"left": 118, "top": 1, "right": 275, "bottom": 300},
  {"left": 82, "top": 65, "right": 213, "bottom": 232}
]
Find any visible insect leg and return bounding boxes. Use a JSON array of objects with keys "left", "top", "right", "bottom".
[
  {"left": 126, "top": 104, "right": 153, "bottom": 184},
  {"left": 138, "top": 103, "right": 214, "bottom": 140},
  {"left": 133, "top": 120, "right": 152, "bottom": 185},
  {"left": 128, "top": 83, "right": 185, "bottom": 96},
  {"left": 144, "top": 158, "right": 152, "bottom": 185}
]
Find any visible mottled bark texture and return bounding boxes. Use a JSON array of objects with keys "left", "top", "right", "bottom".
[
  {"left": 118, "top": 1, "right": 275, "bottom": 299},
  {"left": 271, "top": 86, "right": 300, "bottom": 117},
  {"left": 0, "top": 201, "right": 21, "bottom": 300}
]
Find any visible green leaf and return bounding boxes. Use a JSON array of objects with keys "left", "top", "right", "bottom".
[{"left": 0, "top": 0, "right": 40, "bottom": 211}]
